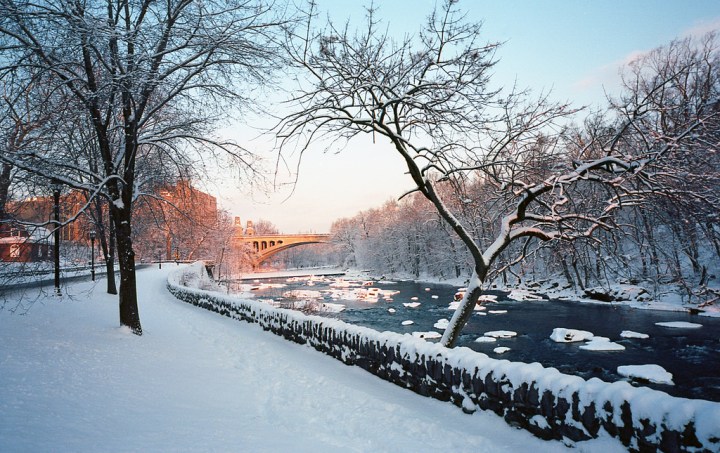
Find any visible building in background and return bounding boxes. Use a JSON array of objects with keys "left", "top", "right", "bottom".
[
  {"left": 132, "top": 180, "right": 219, "bottom": 261},
  {"left": 1, "top": 180, "right": 219, "bottom": 264}
]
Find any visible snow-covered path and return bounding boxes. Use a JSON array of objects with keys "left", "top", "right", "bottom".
[{"left": 0, "top": 267, "right": 620, "bottom": 452}]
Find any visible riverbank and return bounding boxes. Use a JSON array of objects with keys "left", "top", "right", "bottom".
[{"left": 3, "top": 266, "right": 623, "bottom": 452}]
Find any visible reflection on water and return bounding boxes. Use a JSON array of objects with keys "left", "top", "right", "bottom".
[{"left": 229, "top": 275, "right": 720, "bottom": 402}]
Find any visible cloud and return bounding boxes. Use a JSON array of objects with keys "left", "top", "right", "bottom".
[
  {"left": 572, "top": 49, "right": 647, "bottom": 96},
  {"left": 572, "top": 17, "right": 720, "bottom": 100},
  {"left": 680, "top": 17, "right": 720, "bottom": 39}
]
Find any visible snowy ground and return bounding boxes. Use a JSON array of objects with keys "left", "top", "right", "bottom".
[{"left": 0, "top": 266, "right": 628, "bottom": 452}]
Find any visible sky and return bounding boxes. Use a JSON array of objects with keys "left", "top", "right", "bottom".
[{"left": 211, "top": 0, "right": 720, "bottom": 234}]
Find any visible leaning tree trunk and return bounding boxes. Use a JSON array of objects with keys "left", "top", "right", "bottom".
[
  {"left": 112, "top": 205, "right": 142, "bottom": 335},
  {"left": 440, "top": 269, "right": 487, "bottom": 347}
]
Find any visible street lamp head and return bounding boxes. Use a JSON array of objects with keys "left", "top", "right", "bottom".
[
  {"left": 50, "top": 178, "right": 62, "bottom": 192},
  {"left": 89, "top": 230, "right": 96, "bottom": 240}
]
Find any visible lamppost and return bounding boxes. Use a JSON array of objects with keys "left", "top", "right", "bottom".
[
  {"left": 89, "top": 230, "right": 96, "bottom": 281},
  {"left": 51, "top": 179, "right": 61, "bottom": 296}
]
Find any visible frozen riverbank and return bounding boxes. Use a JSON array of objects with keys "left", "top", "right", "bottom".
[{"left": 0, "top": 266, "right": 625, "bottom": 452}]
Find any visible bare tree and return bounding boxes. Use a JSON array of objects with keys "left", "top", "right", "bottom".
[
  {"left": 0, "top": 0, "right": 289, "bottom": 334},
  {"left": 277, "top": 1, "right": 716, "bottom": 347}
]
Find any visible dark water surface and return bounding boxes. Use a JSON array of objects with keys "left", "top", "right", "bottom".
[{"left": 232, "top": 276, "right": 720, "bottom": 402}]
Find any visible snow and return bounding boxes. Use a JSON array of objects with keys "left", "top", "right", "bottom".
[
  {"left": 617, "top": 365, "right": 674, "bottom": 385},
  {"left": 401, "top": 320, "right": 414, "bottom": 325},
  {"left": 319, "top": 302, "right": 346, "bottom": 313},
  {"left": 654, "top": 321, "right": 703, "bottom": 329},
  {"left": 620, "top": 330, "right": 649, "bottom": 339},
  {"left": 549, "top": 328, "right": 595, "bottom": 343},
  {"left": 412, "top": 331, "right": 442, "bottom": 340},
  {"left": 507, "top": 289, "right": 545, "bottom": 301},
  {"left": 484, "top": 330, "right": 517, "bottom": 338},
  {"left": 579, "top": 337, "right": 626, "bottom": 351},
  {"left": 474, "top": 336, "right": 497, "bottom": 343},
  {"left": 0, "top": 267, "right": 597, "bottom": 452},
  {"left": 282, "top": 289, "right": 323, "bottom": 299},
  {"left": 493, "top": 347, "right": 511, "bottom": 354},
  {"left": 433, "top": 318, "right": 450, "bottom": 330},
  {"left": 505, "top": 276, "right": 720, "bottom": 319}
]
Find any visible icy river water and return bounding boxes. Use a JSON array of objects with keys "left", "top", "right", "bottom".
[{"left": 230, "top": 275, "right": 720, "bottom": 402}]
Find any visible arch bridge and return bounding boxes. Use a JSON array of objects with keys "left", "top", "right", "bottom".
[{"left": 232, "top": 232, "right": 331, "bottom": 267}]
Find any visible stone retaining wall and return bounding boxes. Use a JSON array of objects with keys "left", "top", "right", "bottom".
[{"left": 168, "top": 264, "right": 720, "bottom": 452}]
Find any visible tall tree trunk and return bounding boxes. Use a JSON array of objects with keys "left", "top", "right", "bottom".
[
  {"left": 112, "top": 205, "right": 141, "bottom": 335},
  {"left": 560, "top": 257, "right": 575, "bottom": 289},
  {"left": 93, "top": 198, "right": 117, "bottom": 295}
]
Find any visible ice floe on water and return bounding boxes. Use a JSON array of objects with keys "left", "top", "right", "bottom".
[
  {"left": 412, "top": 331, "right": 442, "bottom": 340},
  {"left": 507, "top": 289, "right": 545, "bottom": 301},
  {"left": 260, "top": 298, "right": 345, "bottom": 313},
  {"left": 620, "top": 330, "right": 649, "bottom": 339},
  {"left": 403, "top": 302, "right": 421, "bottom": 308},
  {"left": 493, "top": 347, "right": 511, "bottom": 354},
  {"left": 474, "top": 336, "right": 497, "bottom": 343},
  {"left": 549, "top": 327, "right": 594, "bottom": 343},
  {"left": 329, "top": 279, "right": 354, "bottom": 288},
  {"left": 655, "top": 321, "right": 703, "bottom": 329},
  {"left": 488, "top": 310, "right": 507, "bottom": 314},
  {"left": 320, "top": 303, "right": 347, "bottom": 313},
  {"left": 484, "top": 330, "right": 517, "bottom": 338},
  {"left": 579, "top": 337, "right": 625, "bottom": 351},
  {"left": 431, "top": 295, "right": 439, "bottom": 299},
  {"left": 617, "top": 364, "right": 674, "bottom": 385},
  {"left": 325, "top": 286, "right": 399, "bottom": 303},
  {"left": 388, "top": 308, "right": 396, "bottom": 314},
  {"left": 433, "top": 319, "right": 450, "bottom": 330},
  {"left": 401, "top": 320, "right": 414, "bottom": 326},
  {"left": 282, "top": 289, "right": 323, "bottom": 299}
]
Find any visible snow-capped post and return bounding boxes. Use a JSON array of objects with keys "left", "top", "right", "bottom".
[{"left": 277, "top": 0, "right": 718, "bottom": 347}]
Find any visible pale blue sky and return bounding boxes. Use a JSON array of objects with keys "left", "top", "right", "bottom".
[{"left": 215, "top": 1, "right": 720, "bottom": 233}]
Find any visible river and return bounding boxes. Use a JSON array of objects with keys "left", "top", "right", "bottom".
[{"left": 229, "top": 275, "right": 720, "bottom": 402}]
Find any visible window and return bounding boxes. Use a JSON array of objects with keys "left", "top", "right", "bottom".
[{"left": 10, "top": 244, "right": 20, "bottom": 258}]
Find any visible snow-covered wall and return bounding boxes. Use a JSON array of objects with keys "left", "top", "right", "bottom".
[{"left": 168, "top": 263, "right": 720, "bottom": 452}]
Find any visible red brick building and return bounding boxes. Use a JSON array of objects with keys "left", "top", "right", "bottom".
[
  {"left": 0, "top": 225, "right": 52, "bottom": 262},
  {"left": 1, "top": 180, "right": 218, "bottom": 263}
]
